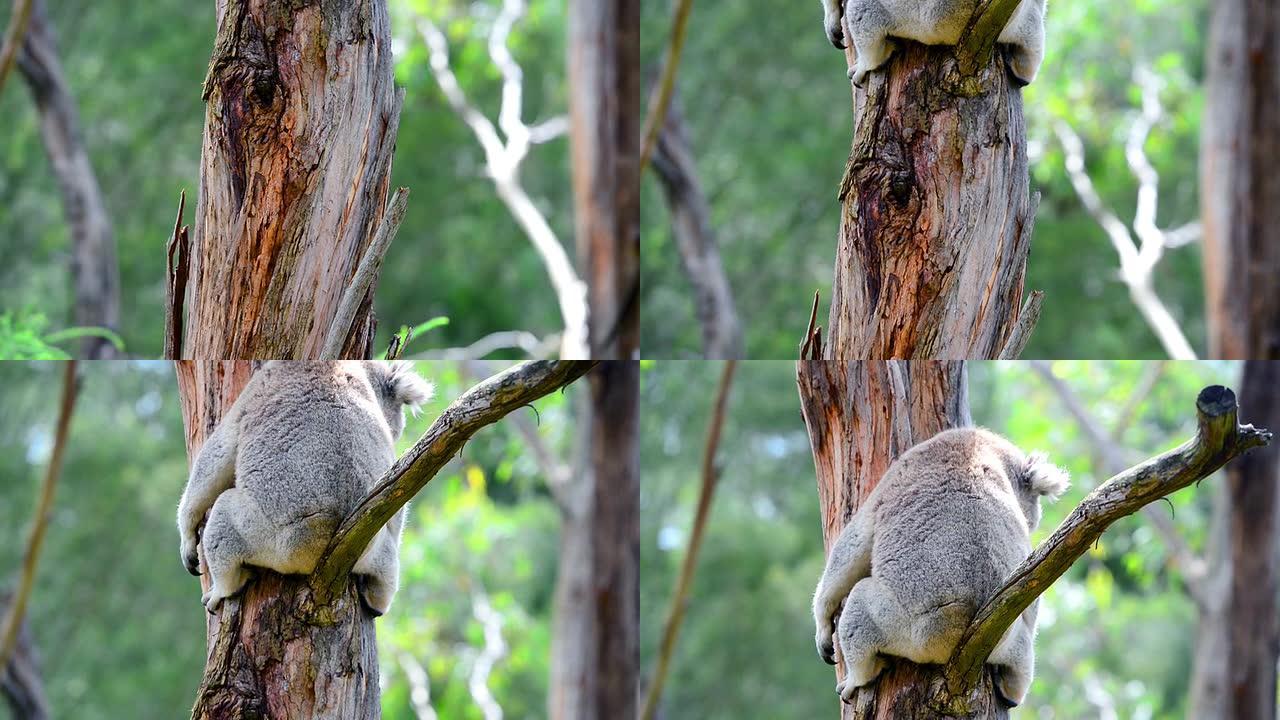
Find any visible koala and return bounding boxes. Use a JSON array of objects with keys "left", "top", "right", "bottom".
[
  {"left": 820, "top": 0, "right": 1045, "bottom": 87},
  {"left": 811, "top": 427, "right": 1068, "bottom": 706},
  {"left": 176, "top": 361, "right": 433, "bottom": 616}
]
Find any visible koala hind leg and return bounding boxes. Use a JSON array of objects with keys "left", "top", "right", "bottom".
[
  {"left": 845, "top": 0, "right": 895, "bottom": 86},
  {"left": 353, "top": 524, "right": 400, "bottom": 616},
  {"left": 199, "top": 489, "right": 262, "bottom": 613},
  {"left": 833, "top": 578, "right": 898, "bottom": 701},
  {"left": 988, "top": 610, "right": 1036, "bottom": 706}
]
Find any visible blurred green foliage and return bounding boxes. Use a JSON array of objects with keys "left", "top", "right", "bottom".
[
  {"left": 0, "top": 360, "right": 581, "bottom": 719},
  {"left": 641, "top": 0, "right": 1209, "bottom": 358},
  {"left": 0, "top": 0, "right": 575, "bottom": 358},
  {"left": 641, "top": 360, "right": 1241, "bottom": 718}
]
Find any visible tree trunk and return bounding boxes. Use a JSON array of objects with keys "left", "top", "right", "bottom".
[
  {"left": 1200, "top": 0, "right": 1280, "bottom": 359},
  {"left": 650, "top": 92, "right": 742, "bottom": 359},
  {"left": 184, "top": 0, "right": 401, "bottom": 359},
  {"left": 568, "top": 0, "right": 640, "bottom": 359},
  {"left": 587, "top": 362, "right": 640, "bottom": 719},
  {"left": 175, "top": 362, "right": 380, "bottom": 719},
  {"left": 824, "top": 44, "right": 1035, "bottom": 360},
  {"left": 1222, "top": 361, "right": 1280, "bottom": 720},
  {"left": 17, "top": 0, "right": 120, "bottom": 359},
  {"left": 797, "top": 361, "right": 1009, "bottom": 719}
]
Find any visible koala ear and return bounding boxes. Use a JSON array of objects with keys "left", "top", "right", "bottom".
[
  {"left": 1024, "top": 452, "right": 1070, "bottom": 501},
  {"left": 386, "top": 361, "right": 435, "bottom": 415}
]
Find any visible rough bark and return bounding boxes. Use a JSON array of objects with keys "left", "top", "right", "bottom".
[
  {"left": 796, "top": 361, "right": 997, "bottom": 719},
  {"left": 0, "top": 593, "right": 49, "bottom": 720},
  {"left": 568, "top": 0, "right": 640, "bottom": 359},
  {"left": 17, "top": 0, "right": 120, "bottom": 359},
  {"left": 823, "top": 42, "right": 1035, "bottom": 360},
  {"left": 650, "top": 95, "right": 742, "bottom": 359},
  {"left": 573, "top": 362, "right": 640, "bottom": 719},
  {"left": 1223, "top": 361, "right": 1280, "bottom": 720},
  {"left": 185, "top": 0, "right": 401, "bottom": 359},
  {"left": 176, "top": 361, "right": 380, "bottom": 719},
  {"left": 1201, "top": 0, "right": 1280, "bottom": 359}
]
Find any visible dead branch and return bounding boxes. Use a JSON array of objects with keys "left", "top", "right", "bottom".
[
  {"left": 0, "top": 362, "right": 78, "bottom": 670},
  {"left": 641, "top": 360, "right": 736, "bottom": 720},
  {"left": 416, "top": 5, "right": 587, "bottom": 358},
  {"left": 164, "top": 190, "right": 190, "bottom": 360},
  {"left": 944, "top": 385, "right": 1271, "bottom": 699},
  {"left": 310, "top": 360, "right": 596, "bottom": 600},
  {"left": 955, "top": 0, "right": 1027, "bottom": 76},
  {"left": 321, "top": 186, "right": 410, "bottom": 360},
  {"left": 413, "top": 330, "right": 554, "bottom": 361},
  {"left": 468, "top": 590, "right": 507, "bottom": 720},
  {"left": 1054, "top": 66, "right": 1197, "bottom": 359}
]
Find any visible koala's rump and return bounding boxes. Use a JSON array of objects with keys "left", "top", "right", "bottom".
[{"left": 869, "top": 476, "right": 1029, "bottom": 618}]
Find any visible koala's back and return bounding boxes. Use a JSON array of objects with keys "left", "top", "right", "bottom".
[
  {"left": 875, "top": 0, "right": 1037, "bottom": 46},
  {"left": 868, "top": 428, "right": 1032, "bottom": 615},
  {"left": 233, "top": 363, "right": 397, "bottom": 524}
]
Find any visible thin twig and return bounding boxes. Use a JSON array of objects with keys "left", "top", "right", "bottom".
[
  {"left": 639, "top": 0, "right": 694, "bottom": 174},
  {"left": 641, "top": 360, "right": 737, "bottom": 720},
  {"left": 0, "top": 361, "right": 78, "bottom": 670},
  {"left": 0, "top": 0, "right": 34, "bottom": 98},
  {"left": 321, "top": 187, "right": 410, "bottom": 360},
  {"left": 943, "top": 385, "right": 1271, "bottom": 700},
  {"left": 310, "top": 361, "right": 596, "bottom": 600},
  {"left": 996, "top": 290, "right": 1044, "bottom": 359}
]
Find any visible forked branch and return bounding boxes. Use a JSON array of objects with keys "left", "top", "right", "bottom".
[
  {"left": 310, "top": 360, "right": 596, "bottom": 600},
  {"left": 943, "top": 385, "right": 1271, "bottom": 700}
]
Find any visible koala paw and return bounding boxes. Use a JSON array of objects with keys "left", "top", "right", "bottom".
[
  {"left": 993, "top": 668, "right": 1029, "bottom": 708},
  {"left": 824, "top": 10, "right": 846, "bottom": 49},
  {"left": 358, "top": 577, "right": 393, "bottom": 618},
  {"left": 817, "top": 633, "right": 837, "bottom": 665},
  {"left": 180, "top": 538, "right": 200, "bottom": 576},
  {"left": 848, "top": 65, "right": 869, "bottom": 88},
  {"left": 201, "top": 588, "right": 225, "bottom": 614}
]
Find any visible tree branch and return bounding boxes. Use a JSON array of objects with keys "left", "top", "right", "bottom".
[
  {"left": 397, "top": 651, "right": 440, "bottom": 720},
  {"left": 412, "top": 330, "right": 553, "bottom": 361},
  {"left": 639, "top": 0, "right": 693, "bottom": 173},
  {"left": 310, "top": 360, "right": 596, "bottom": 600},
  {"left": 955, "top": 0, "right": 1025, "bottom": 76},
  {"left": 468, "top": 590, "right": 507, "bottom": 720},
  {"left": 0, "top": 362, "right": 77, "bottom": 671},
  {"left": 944, "top": 385, "right": 1271, "bottom": 698},
  {"left": 320, "top": 186, "right": 410, "bottom": 360},
  {"left": 0, "top": 0, "right": 33, "bottom": 98},
  {"left": 416, "top": 9, "right": 588, "bottom": 358},
  {"left": 641, "top": 360, "right": 736, "bottom": 720}
]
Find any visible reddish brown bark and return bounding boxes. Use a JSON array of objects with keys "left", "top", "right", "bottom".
[
  {"left": 823, "top": 43, "right": 1035, "bottom": 360},
  {"left": 797, "top": 361, "right": 1007, "bottom": 719},
  {"left": 183, "top": 0, "right": 401, "bottom": 359},
  {"left": 568, "top": 0, "right": 640, "bottom": 359}
]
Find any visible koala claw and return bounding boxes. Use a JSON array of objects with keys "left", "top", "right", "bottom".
[
  {"left": 818, "top": 638, "right": 837, "bottom": 665},
  {"left": 183, "top": 552, "right": 200, "bottom": 576},
  {"left": 837, "top": 678, "right": 858, "bottom": 703},
  {"left": 201, "top": 589, "right": 222, "bottom": 614},
  {"left": 848, "top": 66, "right": 870, "bottom": 88}
]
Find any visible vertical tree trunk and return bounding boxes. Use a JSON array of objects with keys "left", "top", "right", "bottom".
[
  {"left": 185, "top": 0, "right": 401, "bottom": 359},
  {"left": 1223, "top": 361, "right": 1280, "bottom": 720},
  {"left": 17, "top": 0, "right": 120, "bottom": 359},
  {"left": 797, "top": 361, "right": 1007, "bottom": 719},
  {"left": 824, "top": 45, "right": 1035, "bottom": 360},
  {"left": 651, "top": 93, "right": 743, "bottom": 359},
  {"left": 568, "top": 0, "right": 640, "bottom": 359},
  {"left": 1201, "top": 0, "right": 1280, "bottom": 359},
  {"left": 175, "top": 362, "right": 380, "bottom": 719}
]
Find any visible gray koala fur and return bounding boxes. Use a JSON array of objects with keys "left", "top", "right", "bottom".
[
  {"left": 820, "top": 0, "right": 1046, "bottom": 87},
  {"left": 177, "top": 361, "right": 434, "bottom": 615},
  {"left": 811, "top": 427, "right": 1068, "bottom": 706}
]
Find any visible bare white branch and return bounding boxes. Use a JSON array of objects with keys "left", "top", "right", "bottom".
[
  {"left": 1053, "top": 66, "right": 1198, "bottom": 361},
  {"left": 397, "top": 651, "right": 440, "bottom": 720},
  {"left": 417, "top": 12, "right": 588, "bottom": 358},
  {"left": 411, "top": 330, "right": 555, "bottom": 361},
  {"left": 468, "top": 591, "right": 508, "bottom": 720}
]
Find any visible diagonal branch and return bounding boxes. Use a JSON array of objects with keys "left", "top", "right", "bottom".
[
  {"left": 417, "top": 11, "right": 586, "bottom": 359},
  {"left": 0, "top": 361, "right": 78, "bottom": 671},
  {"left": 944, "top": 385, "right": 1271, "bottom": 699},
  {"left": 639, "top": 0, "right": 694, "bottom": 173},
  {"left": 310, "top": 360, "right": 596, "bottom": 600},
  {"left": 0, "top": 0, "right": 33, "bottom": 98},
  {"left": 955, "top": 0, "right": 1026, "bottom": 76}
]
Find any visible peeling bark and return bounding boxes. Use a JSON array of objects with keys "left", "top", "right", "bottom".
[
  {"left": 824, "top": 43, "right": 1035, "bottom": 360},
  {"left": 185, "top": 0, "right": 401, "bottom": 359},
  {"left": 17, "top": 0, "right": 120, "bottom": 359}
]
